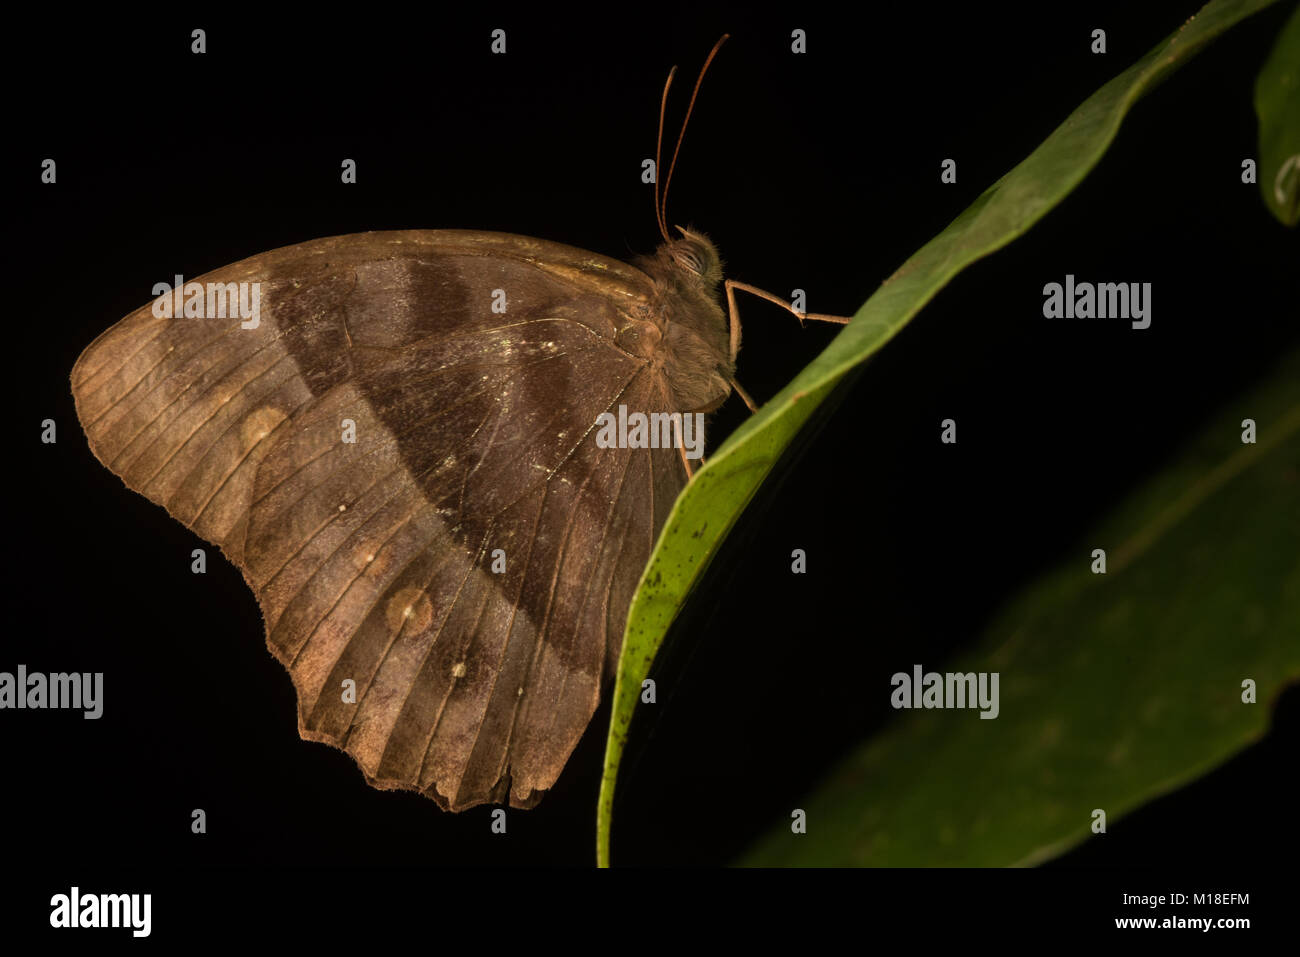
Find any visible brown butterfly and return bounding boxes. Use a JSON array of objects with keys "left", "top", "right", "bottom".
[{"left": 70, "top": 35, "right": 846, "bottom": 811}]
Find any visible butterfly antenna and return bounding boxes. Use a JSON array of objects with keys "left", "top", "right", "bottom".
[
  {"left": 660, "top": 33, "right": 729, "bottom": 238},
  {"left": 655, "top": 65, "right": 677, "bottom": 244}
]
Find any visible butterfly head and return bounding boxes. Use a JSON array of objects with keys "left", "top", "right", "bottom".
[{"left": 667, "top": 225, "right": 723, "bottom": 290}]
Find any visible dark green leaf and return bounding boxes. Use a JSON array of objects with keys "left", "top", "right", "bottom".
[
  {"left": 1254, "top": 2, "right": 1300, "bottom": 225},
  {"left": 742, "top": 351, "right": 1300, "bottom": 866}
]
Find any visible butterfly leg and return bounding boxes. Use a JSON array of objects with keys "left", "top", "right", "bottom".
[
  {"left": 677, "top": 443, "right": 695, "bottom": 480},
  {"left": 721, "top": 281, "right": 759, "bottom": 412},
  {"left": 728, "top": 376, "right": 759, "bottom": 413},
  {"left": 722, "top": 279, "right": 849, "bottom": 413},
  {"left": 724, "top": 279, "right": 850, "bottom": 362}
]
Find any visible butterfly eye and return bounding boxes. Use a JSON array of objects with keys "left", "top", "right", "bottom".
[{"left": 675, "top": 243, "right": 707, "bottom": 275}]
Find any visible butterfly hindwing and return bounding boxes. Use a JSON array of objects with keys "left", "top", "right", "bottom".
[{"left": 71, "top": 230, "right": 689, "bottom": 809}]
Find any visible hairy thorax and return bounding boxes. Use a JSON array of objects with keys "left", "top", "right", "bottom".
[{"left": 633, "top": 238, "right": 735, "bottom": 413}]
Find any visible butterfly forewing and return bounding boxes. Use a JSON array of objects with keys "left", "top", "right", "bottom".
[{"left": 71, "top": 230, "right": 689, "bottom": 809}]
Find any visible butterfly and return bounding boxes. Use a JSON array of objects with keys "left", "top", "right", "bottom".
[{"left": 70, "top": 35, "right": 846, "bottom": 810}]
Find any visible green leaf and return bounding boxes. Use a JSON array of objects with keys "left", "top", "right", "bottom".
[
  {"left": 1255, "top": 2, "right": 1300, "bottom": 225},
  {"left": 742, "top": 350, "right": 1300, "bottom": 866},
  {"left": 596, "top": 0, "right": 1284, "bottom": 866}
]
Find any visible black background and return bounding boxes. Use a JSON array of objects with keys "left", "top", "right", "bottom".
[{"left": 5, "top": 0, "right": 1297, "bottom": 926}]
